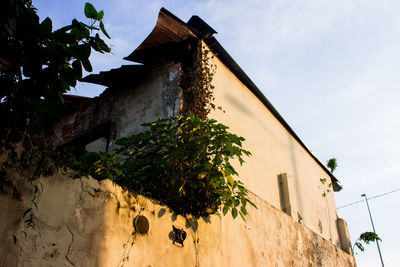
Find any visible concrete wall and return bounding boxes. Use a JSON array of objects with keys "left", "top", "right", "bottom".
[
  {"left": 52, "top": 62, "right": 181, "bottom": 148},
  {"left": 208, "top": 46, "right": 343, "bottom": 246},
  {"left": 5, "top": 46, "right": 357, "bottom": 265},
  {"left": 0, "top": 166, "right": 355, "bottom": 267}
]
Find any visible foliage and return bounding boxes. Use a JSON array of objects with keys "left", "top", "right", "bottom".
[
  {"left": 354, "top": 231, "right": 382, "bottom": 252},
  {"left": 319, "top": 178, "right": 332, "bottom": 197},
  {"left": 326, "top": 158, "right": 337, "bottom": 173},
  {"left": 183, "top": 42, "right": 218, "bottom": 120},
  {"left": 0, "top": 1, "right": 110, "bottom": 143},
  {"left": 62, "top": 148, "right": 123, "bottom": 180},
  {"left": 69, "top": 115, "right": 256, "bottom": 219}
]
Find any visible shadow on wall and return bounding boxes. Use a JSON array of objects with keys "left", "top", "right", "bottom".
[
  {"left": 0, "top": 164, "right": 214, "bottom": 267},
  {"left": 287, "top": 134, "right": 305, "bottom": 222},
  {"left": 225, "top": 93, "right": 254, "bottom": 117}
]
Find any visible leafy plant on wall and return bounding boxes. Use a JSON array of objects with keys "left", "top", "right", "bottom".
[
  {"left": 183, "top": 42, "right": 220, "bottom": 120},
  {"left": 353, "top": 232, "right": 382, "bottom": 252},
  {"left": 320, "top": 178, "right": 332, "bottom": 198},
  {"left": 65, "top": 38, "right": 257, "bottom": 220},
  {"left": 1, "top": 1, "right": 256, "bottom": 221},
  {"left": 326, "top": 158, "right": 337, "bottom": 173},
  {"left": 71, "top": 115, "right": 256, "bottom": 219},
  {"left": 320, "top": 157, "right": 337, "bottom": 241}
]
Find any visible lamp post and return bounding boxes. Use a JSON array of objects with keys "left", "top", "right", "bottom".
[{"left": 361, "top": 193, "right": 384, "bottom": 267}]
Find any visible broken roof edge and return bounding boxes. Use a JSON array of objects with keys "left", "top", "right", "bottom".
[
  {"left": 125, "top": 8, "right": 342, "bottom": 191},
  {"left": 124, "top": 8, "right": 197, "bottom": 63}
]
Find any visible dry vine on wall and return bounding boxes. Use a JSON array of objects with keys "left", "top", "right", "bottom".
[{"left": 182, "top": 41, "right": 220, "bottom": 119}]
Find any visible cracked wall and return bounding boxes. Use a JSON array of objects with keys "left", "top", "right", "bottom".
[
  {"left": 51, "top": 62, "right": 182, "bottom": 149},
  {"left": 0, "top": 161, "right": 355, "bottom": 267},
  {"left": 0, "top": 51, "right": 356, "bottom": 266}
]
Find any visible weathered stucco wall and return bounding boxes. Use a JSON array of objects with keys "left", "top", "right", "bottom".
[
  {"left": 0, "top": 168, "right": 355, "bottom": 267},
  {"left": 1, "top": 42, "right": 357, "bottom": 265},
  {"left": 207, "top": 45, "right": 343, "bottom": 246},
  {"left": 52, "top": 62, "right": 181, "bottom": 148}
]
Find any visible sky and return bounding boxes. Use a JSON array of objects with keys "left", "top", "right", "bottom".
[{"left": 35, "top": 1, "right": 400, "bottom": 266}]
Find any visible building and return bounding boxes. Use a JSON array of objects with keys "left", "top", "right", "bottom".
[{"left": 0, "top": 8, "right": 356, "bottom": 266}]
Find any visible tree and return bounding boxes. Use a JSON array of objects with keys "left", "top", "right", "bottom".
[
  {"left": 0, "top": 1, "right": 111, "bottom": 144},
  {"left": 326, "top": 158, "right": 337, "bottom": 173}
]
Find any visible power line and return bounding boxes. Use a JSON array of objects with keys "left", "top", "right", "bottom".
[{"left": 337, "top": 188, "right": 400, "bottom": 209}]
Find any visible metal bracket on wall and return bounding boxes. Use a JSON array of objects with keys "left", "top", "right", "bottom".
[{"left": 169, "top": 225, "right": 187, "bottom": 247}]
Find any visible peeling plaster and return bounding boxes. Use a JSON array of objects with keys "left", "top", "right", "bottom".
[
  {"left": 163, "top": 64, "right": 182, "bottom": 117},
  {"left": 0, "top": 162, "right": 356, "bottom": 267}
]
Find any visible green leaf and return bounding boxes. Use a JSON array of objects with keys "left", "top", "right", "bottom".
[
  {"left": 240, "top": 205, "right": 248, "bottom": 215},
  {"left": 95, "top": 34, "right": 111, "bottom": 52},
  {"left": 197, "top": 172, "right": 207, "bottom": 179},
  {"left": 84, "top": 3, "right": 98, "bottom": 19},
  {"left": 72, "top": 60, "right": 82, "bottom": 79},
  {"left": 231, "top": 207, "right": 238, "bottom": 219},
  {"left": 81, "top": 58, "right": 92, "bottom": 72},
  {"left": 239, "top": 211, "right": 246, "bottom": 221},
  {"left": 97, "top": 10, "right": 104, "bottom": 21},
  {"left": 72, "top": 44, "right": 91, "bottom": 61},
  {"left": 100, "top": 21, "right": 110, "bottom": 38},
  {"left": 355, "top": 242, "right": 364, "bottom": 252},
  {"left": 58, "top": 92, "right": 65, "bottom": 104},
  {"left": 227, "top": 175, "right": 235, "bottom": 187},
  {"left": 222, "top": 206, "right": 229, "bottom": 216},
  {"left": 247, "top": 199, "right": 257, "bottom": 209},
  {"left": 40, "top": 17, "right": 52, "bottom": 34}
]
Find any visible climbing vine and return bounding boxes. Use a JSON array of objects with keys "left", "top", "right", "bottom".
[
  {"left": 182, "top": 41, "right": 218, "bottom": 119},
  {"left": 319, "top": 177, "right": 333, "bottom": 240},
  {"left": 320, "top": 178, "right": 332, "bottom": 198}
]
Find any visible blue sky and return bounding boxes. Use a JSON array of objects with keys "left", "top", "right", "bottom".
[{"left": 36, "top": 1, "right": 400, "bottom": 266}]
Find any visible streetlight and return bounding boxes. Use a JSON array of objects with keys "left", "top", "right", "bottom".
[{"left": 361, "top": 193, "right": 384, "bottom": 267}]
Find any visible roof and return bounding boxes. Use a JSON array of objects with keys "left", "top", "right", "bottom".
[
  {"left": 84, "top": 65, "right": 146, "bottom": 87},
  {"left": 91, "top": 8, "right": 342, "bottom": 191},
  {"left": 63, "top": 94, "right": 92, "bottom": 112}
]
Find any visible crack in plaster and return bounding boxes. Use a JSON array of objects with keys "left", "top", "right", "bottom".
[{"left": 65, "top": 224, "right": 75, "bottom": 267}]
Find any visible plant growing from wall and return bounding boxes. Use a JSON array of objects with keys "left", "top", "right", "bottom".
[
  {"left": 353, "top": 231, "right": 382, "bottom": 252},
  {"left": 182, "top": 42, "right": 218, "bottom": 120},
  {"left": 320, "top": 178, "right": 332, "bottom": 198},
  {"left": 70, "top": 115, "right": 256, "bottom": 219},
  {"left": 319, "top": 177, "right": 333, "bottom": 240},
  {"left": 326, "top": 158, "right": 337, "bottom": 173}
]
